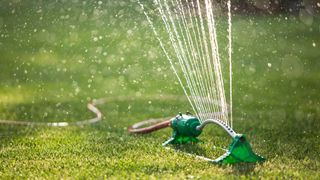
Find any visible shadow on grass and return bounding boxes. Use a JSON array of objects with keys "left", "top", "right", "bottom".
[
  {"left": 170, "top": 142, "right": 262, "bottom": 175},
  {"left": 231, "top": 163, "right": 257, "bottom": 174},
  {"left": 172, "top": 143, "right": 210, "bottom": 157},
  {"left": 0, "top": 125, "right": 38, "bottom": 143}
]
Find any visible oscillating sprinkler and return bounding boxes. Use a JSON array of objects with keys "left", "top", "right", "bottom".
[{"left": 128, "top": 113, "right": 265, "bottom": 164}]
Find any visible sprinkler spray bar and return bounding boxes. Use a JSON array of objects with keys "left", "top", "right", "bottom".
[{"left": 197, "top": 119, "right": 237, "bottom": 138}]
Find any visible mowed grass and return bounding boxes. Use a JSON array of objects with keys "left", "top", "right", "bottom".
[{"left": 0, "top": 0, "right": 320, "bottom": 179}]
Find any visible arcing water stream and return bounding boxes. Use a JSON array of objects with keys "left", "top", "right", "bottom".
[{"left": 138, "top": 0, "right": 233, "bottom": 126}]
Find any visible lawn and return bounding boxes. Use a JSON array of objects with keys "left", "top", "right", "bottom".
[{"left": 0, "top": 0, "right": 319, "bottom": 179}]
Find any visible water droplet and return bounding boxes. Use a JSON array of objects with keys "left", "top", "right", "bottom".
[{"left": 281, "top": 55, "right": 304, "bottom": 78}]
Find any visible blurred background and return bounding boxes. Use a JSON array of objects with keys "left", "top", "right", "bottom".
[{"left": 0, "top": 0, "right": 319, "bottom": 178}]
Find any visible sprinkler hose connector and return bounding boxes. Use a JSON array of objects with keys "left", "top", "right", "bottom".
[{"left": 163, "top": 113, "right": 202, "bottom": 145}]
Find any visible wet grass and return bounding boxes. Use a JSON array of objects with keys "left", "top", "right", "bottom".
[{"left": 0, "top": 0, "right": 320, "bottom": 179}]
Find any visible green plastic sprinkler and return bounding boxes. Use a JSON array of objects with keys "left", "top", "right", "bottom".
[
  {"left": 162, "top": 113, "right": 202, "bottom": 145},
  {"left": 128, "top": 113, "right": 265, "bottom": 164}
]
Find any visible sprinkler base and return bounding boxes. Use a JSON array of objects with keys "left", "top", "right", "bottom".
[{"left": 213, "top": 134, "right": 265, "bottom": 164}]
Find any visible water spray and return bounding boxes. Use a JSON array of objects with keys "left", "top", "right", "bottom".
[
  {"left": 0, "top": 0, "right": 266, "bottom": 166},
  {"left": 131, "top": 0, "right": 266, "bottom": 164},
  {"left": 128, "top": 113, "right": 265, "bottom": 164}
]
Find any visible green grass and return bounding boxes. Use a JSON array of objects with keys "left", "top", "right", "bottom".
[{"left": 0, "top": 0, "right": 320, "bottom": 179}]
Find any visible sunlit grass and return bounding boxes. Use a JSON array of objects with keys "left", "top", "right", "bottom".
[{"left": 0, "top": 0, "right": 319, "bottom": 179}]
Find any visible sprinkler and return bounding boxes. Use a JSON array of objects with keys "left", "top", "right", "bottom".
[{"left": 128, "top": 113, "right": 265, "bottom": 164}]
